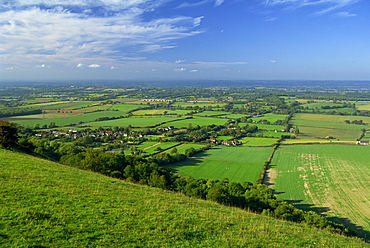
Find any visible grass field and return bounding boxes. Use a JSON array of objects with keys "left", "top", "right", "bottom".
[
  {"left": 87, "top": 117, "right": 183, "bottom": 128},
  {"left": 249, "top": 113, "right": 288, "bottom": 123},
  {"left": 291, "top": 114, "right": 367, "bottom": 140},
  {"left": 193, "top": 111, "right": 230, "bottom": 117},
  {"left": 8, "top": 111, "right": 126, "bottom": 127},
  {"left": 111, "top": 104, "right": 146, "bottom": 112},
  {"left": 270, "top": 144, "right": 370, "bottom": 238},
  {"left": 164, "top": 147, "right": 273, "bottom": 183},
  {"left": 167, "top": 143, "right": 207, "bottom": 154},
  {"left": 2, "top": 149, "right": 368, "bottom": 247},
  {"left": 239, "top": 137, "right": 278, "bottom": 146},
  {"left": 165, "top": 117, "right": 228, "bottom": 128}
]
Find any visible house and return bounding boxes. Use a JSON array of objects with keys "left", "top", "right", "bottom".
[{"left": 356, "top": 140, "right": 369, "bottom": 145}]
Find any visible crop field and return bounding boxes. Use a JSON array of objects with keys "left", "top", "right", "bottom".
[
  {"left": 174, "top": 102, "right": 225, "bottom": 108},
  {"left": 164, "top": 147, "right": 273, "bottom": 182},
  {"left": 87, "top": 117, "right": 183, "bottom": 128},
  {"left": 193, "top": 111, "right": 230, "bottom": 117},
  {"left": 165, "top": 117, "right": 228, "bottom": 128},
  {"left": 140, "top": 142, "right": 180, "bottom": 155},
  {"left": 239, "top": 137, "right": 278, "bottom": 147},
  {"left": 291, "top": 114, "right": 367, "bottom": 140},
  {"left": 131, "top": 109, "right": 192, "bottom": 116},
  {"left": 224, "top": 114, "right": 249, "bottom": 119},
  {"left": 239, "top": 123, "right": 284, "bottom": 131},
  {"left": 8, "top": 111, "right": 126, "bottom": 127},
  {"left": 255, "top": 131, "right": 292, "bottom": 138},
  {"left": 110, "top": 104, "right": 145, "bottom": 112},
  {"left": 167, "top": 143, "right": 207, "bottom": 154},
  {"left": 270, "top": 144, "right": 370, "bottom": 237},
  {"left": 249, "top": 113, "right": 288, "bottom": 123}
]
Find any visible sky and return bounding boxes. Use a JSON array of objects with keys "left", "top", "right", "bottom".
[{"left": 1, "top": 0, "right": 369, "bottom": 82}]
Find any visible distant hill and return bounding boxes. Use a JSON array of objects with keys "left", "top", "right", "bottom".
[{"left": 0, "top": 148, "right": 368, "bottom": 247}]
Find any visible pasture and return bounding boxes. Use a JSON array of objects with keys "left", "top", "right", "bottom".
[
  {"left": 87, "top": 117, "right": 183, "bottom": 128},
  {"left": 165, "top": 117, "right": 228, "bottom": 128},
  {"left": 270, "top": 144, "right": 370, "bottom": 237},
  {"left": 193, "top": 111, "right": 230, "bottom": 117},
  {"left": 8, "top": 111, "right": 126, "bottom": 127},
  {"left": 164, "top": 147, "right": 273, "bottom": 182},
  {"left": 291, "top": 114, "right": 367, "bottom": 140},
  {"left": 239, "top": 137, "right": 278, "bottom": 147},
  {"left": 249, "top": 113, "right": 288, "bottom": 123}
]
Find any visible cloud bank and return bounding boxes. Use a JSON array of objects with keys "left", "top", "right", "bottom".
[{"left": 0, "top": 0, "right": 203, "bottom": 67}]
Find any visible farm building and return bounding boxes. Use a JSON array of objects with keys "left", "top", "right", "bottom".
[{"left": 356, "top": 140, "right": 369, "bottom": 145}]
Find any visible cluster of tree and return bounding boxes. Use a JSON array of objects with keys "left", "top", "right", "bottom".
[
  {"left": 344, "top": 119, "right": 367, "bottom": 125},
  {"left": 0, "top": 108, "right": 42, "bottom": 118}
]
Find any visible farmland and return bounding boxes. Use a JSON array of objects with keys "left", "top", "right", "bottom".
[
  {"left": 270, "top": 144, "right": 370, "bottom": 237},
  {"left": 164, "top": 147, "right": 273, "bottom": 182},
  {"left": 1, "top": 82, "right": 370, "bottom": 242}
]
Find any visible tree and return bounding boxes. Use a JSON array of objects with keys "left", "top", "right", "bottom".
[{"left": 0, "top": 120, "right": 18, "bottom": 148}]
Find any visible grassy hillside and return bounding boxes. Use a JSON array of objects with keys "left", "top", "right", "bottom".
[{"left": 0, "top": 149, "right": 368, "bottom": 247}]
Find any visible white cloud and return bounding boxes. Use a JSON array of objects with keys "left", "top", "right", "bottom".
[
  {"left": 174, "top": 68, "right": 186, "bottom": 71},
  {"left": 0, "top": 1, "right": 204, "bottom": 67},
  {"left": 335, "top": 11, "right": 357, "bottom": 17},
  {"left": 270, "top": 60, "right": 276, "bottom": 63},
  {"left": 193, "top": 16, "right": 204, "bottom": 27},
  {"left": 215, "top": 0, "right": 225, "bottom": 7},
  {"left": 263, "top": 0, "right": 360, "bottom": 16},
  {"left": 35, "top": 64, "right": 50, "bottom": 68},
  {"left": 88, "top": 64, "right": 100, "bottom": 68},
  {"left": 77, "top": 63, "right": 84, "bottom": 67},
  {"left": 190, "top": 69, "right": 198, "bottom": 72},
  {"left": 5, "top": 67, "right": 14, "bottom": 70},
  {"left": 175, "top": 60, "right": 185, "bottom": 64}
]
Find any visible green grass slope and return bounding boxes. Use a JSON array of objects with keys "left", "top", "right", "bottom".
[{"left": 0, "top": 149, "right": 368, "bottom": 247}]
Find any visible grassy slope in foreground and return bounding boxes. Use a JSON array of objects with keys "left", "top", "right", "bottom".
[{"left": 0, "top": 149, "right": 368, "bottom": 247}]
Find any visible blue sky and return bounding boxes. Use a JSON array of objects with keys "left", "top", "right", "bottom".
[{"left": 1, "top": 0, "right": 369, "bottom": 81}]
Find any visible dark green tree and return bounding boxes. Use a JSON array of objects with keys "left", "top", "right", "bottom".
[{"left": 0, "top": 120, "right": 18, "bottom": 149}]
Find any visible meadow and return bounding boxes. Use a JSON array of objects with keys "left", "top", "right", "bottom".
[
  {"left": 164, "top": 147, "right": 273, "bottom": 182},
  {"left": 86, "top": 116, "right": 183, "bottom": 128},
  {"left": 165, "top": 117, "right": 229, "bottom": 128},
  {"left": 270, "top": 144, "right": 370, "bottom": 238},
  {"left": 8, "top": 110, "right": 126, "bottom": 127},
  {"left": 291, "top": 114, "right": 367, "bottom": 140},
  {"left": 239, "top": 137, "right": 278, "bottom": 147},
  {"left": 2, "top": 149, "right": 367, "bottom": 247},
  {"left": 249, "top": 113, "right": 288, "bottom": 123}
]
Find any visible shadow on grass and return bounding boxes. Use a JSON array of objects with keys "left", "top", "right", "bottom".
[{"left": 286, "top": 199, "right": 370, "bottom": 241}]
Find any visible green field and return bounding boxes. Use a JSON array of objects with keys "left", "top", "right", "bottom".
[
  {"left": 111, "top": 104, "right": 148, "bottom": 112},
  {"left": 1, "top": 149, "right": 367, "bottom": 247},
  {"left": 165, "top": 117, "right": 228, "bottom": 128},
  {"left": 8, "top": 111, "right": 127, "bottom": 127},
  {"left": 239, "top": 137, "right": 278, "bottom": 147},
  {"left": 167, "top": 143, "right": 207, "bottom": 154},
  {"left": 87, "top": 117, "right": 183, "bottom": 128},
  {"left": 291, "top": 114, "right": 367, "bottom": 140},
  {"left": 249, "top": 113, "right": 288, "bottom": 123},
  {"left": 193, "top": 111, "right": 230, "bottom": 117},
  {"left": 270, "top": 144, "right": 370, "bottom": 238},
  {"left": 164, "top": 147, "right": 273, "bottom": 183}
]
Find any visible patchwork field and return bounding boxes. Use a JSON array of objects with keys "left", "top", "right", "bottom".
[
  {"left": 270, "top": 144, "right": 370, "bottom": 238},
  {"left": 164, "top": 147, "right": 273, "bottom": 182},
  {"left": 249, "top": 113, "right": 288, "bottom": 123}
]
